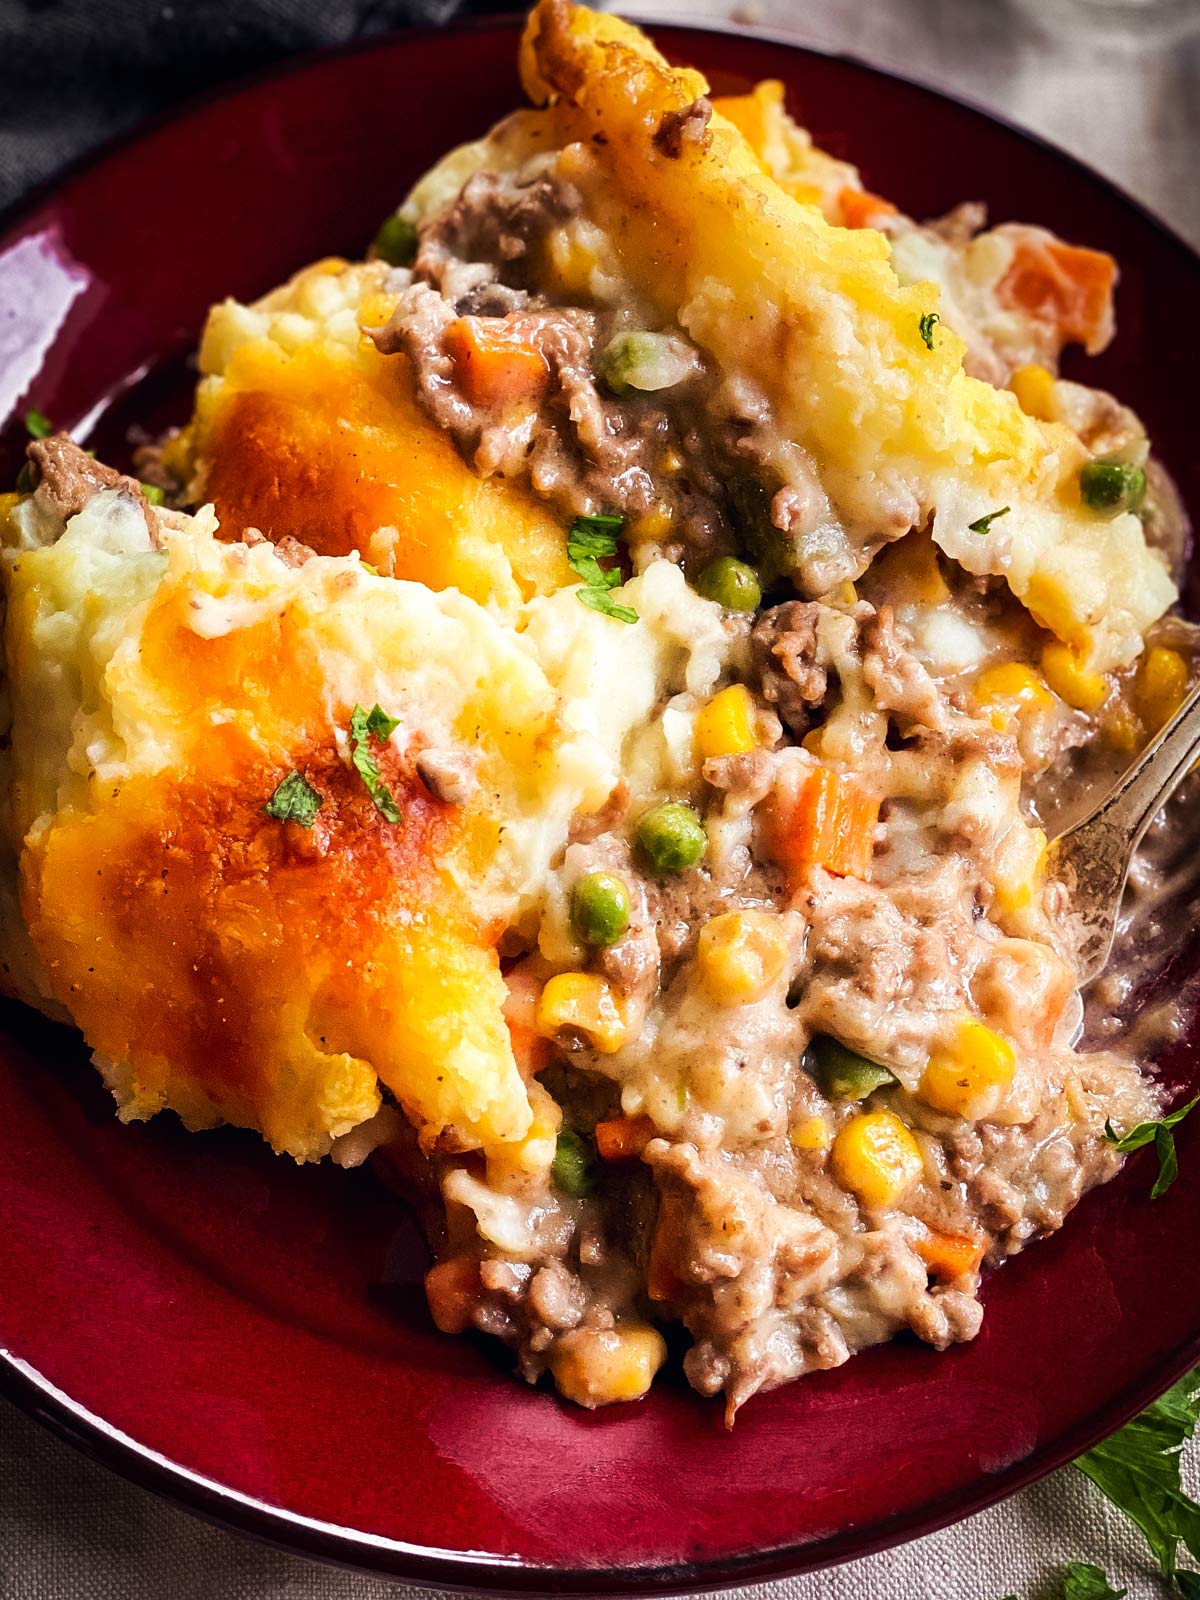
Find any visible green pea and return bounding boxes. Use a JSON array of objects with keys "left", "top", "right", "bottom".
[
  {"left": 372, "top": 214, "right": 418, "bottom": 268},
  {"left": 552, "top": 1128, "right": 594, "bottom": 1197},
  {"left": 571, "top": 871, "right": 631, "bottom": 947},
  {"left": 809, "top": 1035, "right": 895, "bottom": 1101},
  {"left": 635, "top": 802, "right": 707, "bottom": 874},
  {"left": 694, "top": 555, "right": 762, "bottom": 613},
  {"left": 1079, "top": 458, "right": 1147, "bottom": 513}
]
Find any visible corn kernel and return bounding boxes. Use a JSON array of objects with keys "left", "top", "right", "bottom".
[
  {"left": 992, "top": 824, "right": 1048, "bottom": 921},
  {"left": 536, "top": 973, "right": 628, "bottom": 1054},
  {"left": 1103, "top": 706, "right": 1141, "bottom": 753},
  {"left": 973, "top": 662, "right": 1053, "bottom": 730},
  {"left": 550, "top": 1323, "right": 667, "bottom": 1406},
  {"left": 1041, "top": 641, "right": 1108, "bottom": 712},
  {"left": 920, "top": 1016, "right": 1017, "bottom": 1120},
  {"left": 790, "top": 1115, "right": 830, "bottom": 1151},
  {"left": 630, "top": 503, "right": 675, "bottom": 543},
  {"left": 697, "top": 909, "right": 789, "bottom": 1005},
  {"left": 1010, "top": 363, "right": 1057, "bottom": 421},
  {"left": 695, "top": 684, "right": 759, "bottom": 760},
  {"left": 831, "top": 1110, "right": 923, "bottom": 1208},
  {"left": 1135, "top": 645, "right": 1188, "bottom": 734}
]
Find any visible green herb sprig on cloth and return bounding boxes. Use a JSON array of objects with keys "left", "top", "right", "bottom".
[{"left": 1074, "top": 1367, "right": 1200, "bottom": 1580}]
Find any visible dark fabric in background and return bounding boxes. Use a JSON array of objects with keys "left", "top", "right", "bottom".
[{"left": 0, "top": 0, "right": 506, "bottom": 216}]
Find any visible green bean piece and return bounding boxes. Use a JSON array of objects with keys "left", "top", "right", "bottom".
[
  {"left": 372, "top": 214, "right": 418, "bottom": 268},
  {"left": 810, "top": 1034, "right": 896, "bottom": 1101},
  {"left": 571, "top": 872, "right": 631, "bottom": 947},
  {"left": 635, "top": 802, "right": 707, "bottom": 874},
  {"left": 694, "top": 555, "right": 762, "bottom": 613},
  {"left": 1079, "top": 458, "right": 1147, "bottom": 514},
  {"left": 552, "top": 1129, "right": 594, "bottom": 1197}
]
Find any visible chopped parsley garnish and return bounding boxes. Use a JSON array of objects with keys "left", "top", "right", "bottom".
[
  {"left": 1103, "top": 1094, "right": 1198, "bottom": 1198},
  {"left": 140, "top": 483, "right": 166, "bottom": 506},
  {"left": 968, "top": 506, "right": 1011, "bottom": 535},
  {"left": 264, "top": 770, "right": 323, "bottom": 828},
  {"left": 349, "top": 703, "right": 403, "bottom": 823},
  {"left": 350, "top": 703, "right": 401, "bottom": 744},
  {"left": 1074, "top": 1366, "right": 1200, "bottom": 1578},
  {"left": 918, "top": 311, "right": 940, "bottom": 351},
  {"left": 566, "top": 514, "right": 638, "bottom": 624},
  {"left": 24, "top": 408, "right": 52, "bottom": 439}
]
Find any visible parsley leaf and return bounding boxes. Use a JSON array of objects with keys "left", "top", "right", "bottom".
[
  {"left": 24, "top": 408, "right": 52, "bottom": 439},
  {"left": 348, "top": 703, "right": 403, "bottom": 823},
  {"left": 264, "top": 770, "right": 323, "bottom": 827},
  {"left": 566, "top": 514, "right": 638, "bottom": 624},
  {"left": 918, "top": 311, "right": 940, "bottom": 350},
  {"left": 1074, "top": 1368, "right": 1200, "bottom": 1578},
  {"left": 1104, "top": 1095, "right": 1198, "bottom": 1198},
  {"left": 365, "top": 704, "right": 401, "bottom": 742},
  {"left": 969, "top": 506, "right": 1011, "bottom": 534},
  {"left": 1062, "top": 1563, "right": 1125, "bottom": 1600}
]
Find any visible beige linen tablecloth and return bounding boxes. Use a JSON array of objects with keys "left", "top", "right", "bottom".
[{"left": 3, "top": 0, "right": 1198, "bottom": 1594}]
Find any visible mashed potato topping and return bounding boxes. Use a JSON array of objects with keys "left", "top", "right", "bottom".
[
  {"left": 0, "top": 1, "right": 1191, "bottom": 1417},
  {"left": 2, "top": 482, "right": 719, "bottom": 1159}
]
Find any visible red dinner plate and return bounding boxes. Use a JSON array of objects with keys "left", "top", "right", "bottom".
[{"left": 1, "top": 18, "right": 1198, "bottom": 1594}]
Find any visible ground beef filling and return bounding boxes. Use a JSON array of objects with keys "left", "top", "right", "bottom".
[
  {"left": 406, "top": 573, "right": 1171, "bottom": 1416},
  {"left": 369, "top": 167, "right": 840, "bottom": 583},
  {"left": 357, "top": 152, "right": 1186, "bottom": 1420}
]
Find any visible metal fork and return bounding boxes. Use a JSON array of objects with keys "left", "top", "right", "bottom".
[{"left": 1050, "top": 678, "right": 1200, "bottom": 984}]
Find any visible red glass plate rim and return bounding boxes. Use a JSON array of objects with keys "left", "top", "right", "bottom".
[
  {"left": 5, "top": 1336, "right": 1200, "bottom": 1595},
  {"left": 1, "top": 16, "right": 1198, "bottom": 1595}
]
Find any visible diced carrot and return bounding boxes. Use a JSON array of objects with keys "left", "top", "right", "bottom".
[
  {"left": 838, "top": 186, "right": 899, "bottom": 229},
  {"left": 997, "top": 239, "right": 1117, "bottom": 354},
  {"left": 444, "top": 316, "right": 550, "bottom": 408},
  {"left": 646, "top": 1224, "right": 685, "bottom": 1303},
  {"left": 914, "top": 1229, "right": 986, "bottom": 1281},
  {"left": 775, "top": 765, "right": 879, "bottom": 881},
  {"left": 595, "top": 1115, "right": 656, "bottom": 1162},
  {"left": 425, "top": 1257, "right": 481, "bottom": 1334}
]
